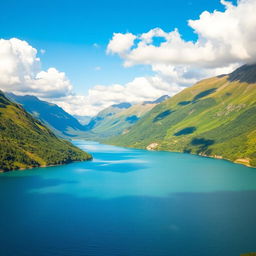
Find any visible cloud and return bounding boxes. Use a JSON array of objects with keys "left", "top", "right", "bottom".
[
  {"left": 0, "top": 38, "right": 73, "bottom": 99},
  {"left": 0, "top": 38, "right": 174, "bottom": 116},
  {"left": 102, "top": 0, "right": 256, "bottom": 116},
  {"left": 27, "top": 68, "right": 73, "bottom": 98},
  {"left": 50, "top": 75, "right": 182, "bottom": 116},
  {"left": 2, "top": 0, "right": 255, "bottom": 118},
  {"left": 107, "top": 32, "right": 136, "bottom": 55},
  {"left": 88, "top": 76, "right": 179, "bottom": 104},
  {"left": 0, "top": 38, "right": 40, "bottom": 89},
  {"left": 151, "top": 62, "right": 239, "bottom": 87},
  {"left": 108, "top": 0, "right": 256, "bottom": 68},
  {"left": 90, "top": 0, "right": 256, "bottom": 116}
]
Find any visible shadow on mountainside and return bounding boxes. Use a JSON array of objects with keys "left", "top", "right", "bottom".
[
  {"left": 228, "top": 64, "right": 256, "bottom": 84},
  {"left": 174, "top": 127, "right": 197, "bottom": 136},
  {"left": 153, "top": 110, "right": 174, "bottom": 122},
  {"left": 191, "top": 138, "right": 215, "bottom": 154}
]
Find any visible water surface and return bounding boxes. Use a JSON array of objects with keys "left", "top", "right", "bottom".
[{"left": 0, "top": 141, "right": 256, "bottom": 256}]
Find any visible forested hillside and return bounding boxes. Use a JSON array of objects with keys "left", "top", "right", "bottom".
[{"left": 0, "top": 91, "right": 91, "bottom": 172}]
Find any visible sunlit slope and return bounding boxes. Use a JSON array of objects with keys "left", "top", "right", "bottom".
[
  {"left": 107, "top": 64, "right": 256, "bottom": 167},
  {"left": 0, "top": 91, "right": 91, "bottom": 172},
  {"left": 90, "top": 102, "right": 157, "bottom": 138},
  {"left": 84, "top": 96, "right": 169, "bottom": 139}
]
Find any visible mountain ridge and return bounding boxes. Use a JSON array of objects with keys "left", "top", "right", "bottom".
[
  {"left": 82, "top": 95, "right": 171, "bottom": 139},
  {"left": 6, "top": 93, "right": 86, "bottom": 137}
]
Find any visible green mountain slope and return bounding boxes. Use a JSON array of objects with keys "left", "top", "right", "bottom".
[
  {"left": 0, "top": 91, "right": 91, "bottom": 172},
  {"left": 83, "top": 96, "right": 169, "bottom": 140},
  {"left": 107, "top": 64, "right": 256, "bottom": 167},
  {"left": 6, "top": 93, "right": 86, "bottom": 137},
  {"left": 89, "top": 102, "right": 156, "bottom": 138},
  {"left": 85, "top": 102, "right": 132, "bottom": 132}
]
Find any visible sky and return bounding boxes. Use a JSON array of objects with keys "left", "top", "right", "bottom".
[{"left": 0, "top": 0, "right": 255, "bottom": 116}]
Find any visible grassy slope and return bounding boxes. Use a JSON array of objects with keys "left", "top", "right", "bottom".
[
  {"left": 107, "top": 71, "right": 256, "bottom": 167},
  {"left": 73, "top": 102, "right": 157, "bottom": 140},
  {"left": 91, "top": 102, "right": 156, "bottom": 138},
  {"left": 0, "top": 91, "right": 92, "bottom": 172}
]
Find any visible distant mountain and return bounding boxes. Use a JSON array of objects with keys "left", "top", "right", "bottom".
[
  {"left": 0, "top": 91, "right": 91, "bottom": 172},
  {"left": 84, "top": 96, "right": 168, "bottom": 139},
  {"left": 111, "top": 102, "right": 132, "bottom": 109},
  {"left": 107, "top": 64, "right": 256, "bottom": 167},
  {"left": 6, "top": 93, "right": 86, "bottom": 137},
  {"left": 73, "top": 115, "right": 91, "bottom": 125},
  {"left": 228, "top": 63, "right": 256, "bottom": 83},
  {"left": 143, "top": 95, "right": 170, "bottom": 104},
  {"left": 84, "top": 103, "right": 130, "bottom": 131}
]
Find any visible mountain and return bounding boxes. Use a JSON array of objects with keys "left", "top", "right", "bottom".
[
  {"left": 0, "top": 91, "right": 91, "bottom": 172},
  {"left": 143, "top": 95, "right": 170, "bottom": 104},
  {"left": 6, "top": 93, "right": 86, "bottom": 137},
  {"left": 84, "top": 103, "right": 131, "bottom": 132},
  {"left": 73, "top": 115, "right": 91, "bottom": 125},
  {"left": 111, "top": 102, "right": 132, "bottom": 109},
  {"left": 107, "top": 64, "right": 256, "bottom": 167},
  {"left": 84, "top": 96, "right": 169, "bottom": 139}
]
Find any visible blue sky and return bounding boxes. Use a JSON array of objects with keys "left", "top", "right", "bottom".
[
  {"left": 0, "top": 0, "right": 235, "bottom": 95},
  {"left": 2, "top": 0, "right": 253, "bottom": 116}
]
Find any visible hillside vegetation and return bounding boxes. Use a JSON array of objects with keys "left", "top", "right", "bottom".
[
  {"left": 0, "top": 91, "right": 91, "bottom": 172},
  {"left": 107, "top": 64, "right": 256, "bottom": 167},
  {"left": 80, "top": 96, "right": 169, "bottom": 140},
  {"left": 88, "top": 102, "right": 156, "bottom": 138}
]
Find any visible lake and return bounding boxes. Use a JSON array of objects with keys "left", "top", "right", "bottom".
[{"left": 0, "top": 141, "right": 256, "bottom": 256}]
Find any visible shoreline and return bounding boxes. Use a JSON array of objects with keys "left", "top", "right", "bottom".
[
  {"left": 108, "top": 142, "right": 255, "bottom": 168},
  {"left": 163, "top": 149, "right": 254, "bottom": 168},
  {"left": 1, "top": 140, "right": 254, "bottom": 172},
  {"left": 0, "top": 155, "right": 93, "bottom": 173},
  {"left": 198, "top": 153, "right": 253, "bottom": 168}
]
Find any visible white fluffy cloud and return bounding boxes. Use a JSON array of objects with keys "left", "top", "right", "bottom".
[
  {"left": 51, "top": 76, "right": 182, "bottom": 116},
  {"left": 105, "top": 0, "right": 256, "bottom": 101},
  {"left": 0, "top": 38, "right": 73, "bottom": 99},
  {"left": 0, "top": 37, "right": 173, "bottom": 116},
  {"left": 107, "top": 33, "right": 136, "bottom": 55},
  {"left": 108, "top": 0, "right": 256, "bottom": 68},
  {"left": 28, "top": 68, "right": 73, "bottom": 98},
  {"left": 0, "top": 38, "right": 39, "bottom": 89},
  {"left": 2, "top": 0, "right": 255, "bottom": 117}
]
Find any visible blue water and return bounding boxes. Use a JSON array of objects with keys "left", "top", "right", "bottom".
[{"left": 1, "top": 141, "right": 256, "bottom": 256}]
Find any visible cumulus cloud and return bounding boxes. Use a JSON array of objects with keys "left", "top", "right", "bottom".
[
  {"left": 27, "top": 68, "right": 73, "bottom": 98},
  {"left": 0, "top": 38, "right": 40, "bottom": 89},
  {"left": 0, "top": 38, "right": 173, "bottom": 116},
  {"left": 2, "top": 1, "right": 255, "bottom": 117},
  {"left": 107, "top": 32, "right": 136, "bottom": 55},
  {"left": 50, "top": 75, "right": 182, "bottom": 116},
  {"left": 108, "top": 0, "right": 256, "bottom": 68},
  {"left": 105, "top": 0, "right": 256, "bottom": 99},
  {"left": 0, "top": 38, "right": 73, "bottom": 99}
]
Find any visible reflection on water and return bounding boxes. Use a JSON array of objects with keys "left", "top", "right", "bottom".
[{"left": 0, "top": 141, "right": 256, "bottom": 256}]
